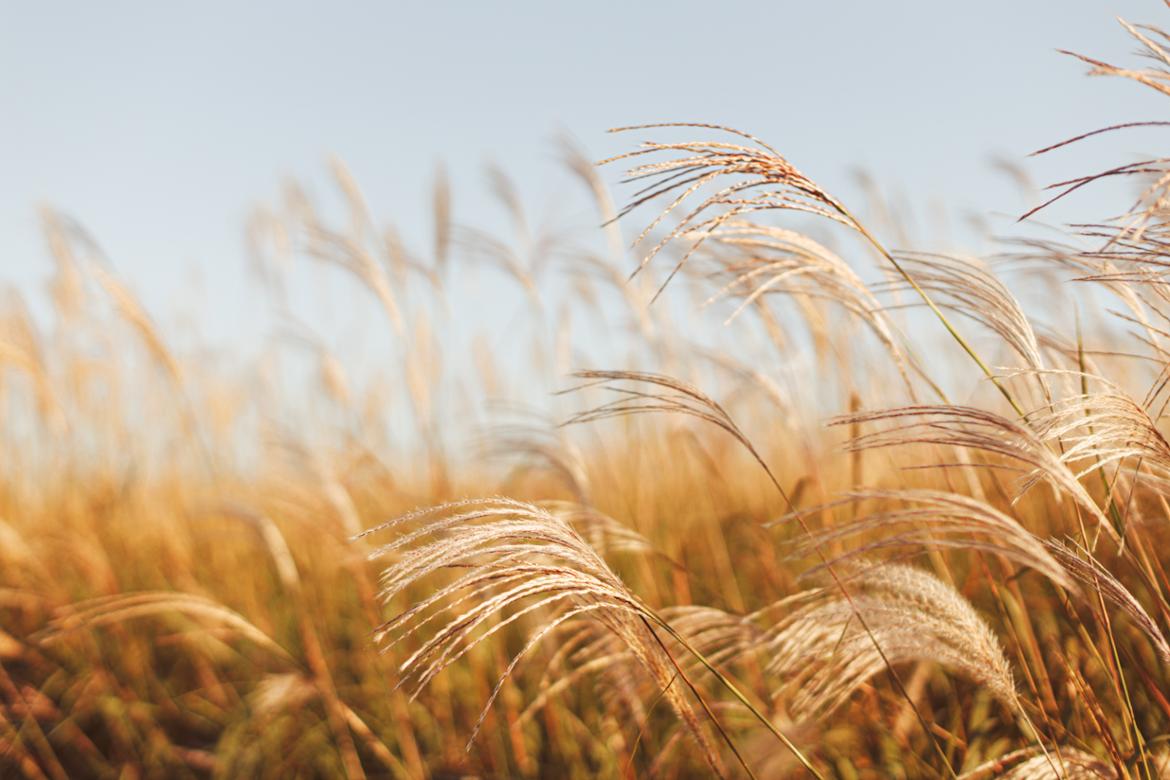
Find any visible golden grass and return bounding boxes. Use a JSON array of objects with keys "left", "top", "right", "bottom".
[{"left": 8, "top": 10, "right": 1170, "bottom": 779}]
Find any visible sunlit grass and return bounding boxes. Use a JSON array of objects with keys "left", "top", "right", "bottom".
[{"left": 5, "top": 12, "right": 1170, "bottom": 779}]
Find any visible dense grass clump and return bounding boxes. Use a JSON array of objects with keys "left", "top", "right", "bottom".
[{"left": 7, "top": 11, "right": 1170, "bottom": 779}]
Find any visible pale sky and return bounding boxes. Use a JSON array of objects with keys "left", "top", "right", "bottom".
[{"left": 2, "top": 1, "right": 1166, "bottom": 353}]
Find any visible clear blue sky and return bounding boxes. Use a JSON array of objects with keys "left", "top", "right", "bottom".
[{"left": 2, "top": 1, "right": 1166, "bottom": 351}]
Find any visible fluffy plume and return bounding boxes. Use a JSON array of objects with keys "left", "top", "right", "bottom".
[
  {"left": 359, "top": 497, "right": 729, "bottom": 773},
  {"left": 600, "top": 123, "right": 858, "bottom": 300},
  {"left": 764, "top": 563, "right": 1019, "bottom": 719}
]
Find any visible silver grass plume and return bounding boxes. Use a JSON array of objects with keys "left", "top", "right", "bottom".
[
  {"left": 359, "top": 497, "right": 729, "bottom": 774},
  {"left": 763, "top": 562, "right": 1019, "bottom": 720}
]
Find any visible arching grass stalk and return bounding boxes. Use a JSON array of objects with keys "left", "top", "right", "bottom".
[
  {"left": 563, "top": 370, "right": 962, "bottom": 778},
  {"left": 843, "top": 214, "right": 1027, "bottom": 419}
]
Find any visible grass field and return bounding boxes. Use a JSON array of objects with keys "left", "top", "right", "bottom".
[{"left": 6, "top": 11, "right": 1170, "bottom": 780}]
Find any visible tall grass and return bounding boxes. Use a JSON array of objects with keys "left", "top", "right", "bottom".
[{"left": 5, "top": 10, "right": 1170, "bottom": 779}]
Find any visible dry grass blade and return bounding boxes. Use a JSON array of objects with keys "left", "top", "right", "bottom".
[
  {"left": 835, "top": 404, "right": 1117, "bottom": 543},
  {"left": 88, "top": 264, "right": 182, "bottom": 384},
  {"left": 456, "top": 225, "right": 543, "bottom": 308},
  {"left": 782, "top": 489, "right": 1077, "bottom": 593},
  {"left": 0, "top": 292, "right": 66, "bottom": 433},
  {"left": 433, "top": 163, "right": 451, "bottom": 273},
  {"left": 1020, "top": 156, "right": 1170, "bottom": 223},
  {"left": 1046, "top": 541, "right": 1170, "bottom": 665},
  {"left": 560, "top": 369, "right": 777, "bottom": 485},
  {"left": 539, "top": 500, "right": 663, "bottom": 561},
  {"left": 38, "top": 591, "right": 293, "bottom": 663},
  {"left": 483, "top": 424, "right": 593, "bottom": 501}
]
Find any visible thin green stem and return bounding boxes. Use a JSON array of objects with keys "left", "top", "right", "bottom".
[
  {"left": 641, "top": 612, "right": 825, "bottom": 779},
  {"left": 845, "top": 215, "right": 1027, "bottom": 418}
]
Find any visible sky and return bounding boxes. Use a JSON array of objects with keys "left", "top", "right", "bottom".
[{"left": 2, "top": 1, "right": 1167, "bottom": 355}]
